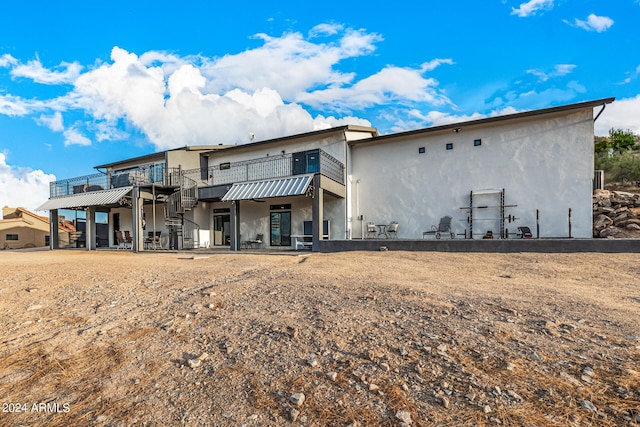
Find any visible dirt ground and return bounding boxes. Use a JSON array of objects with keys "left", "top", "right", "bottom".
[{"left": 0, "top": 249, "right": 639, "bottom": 427}]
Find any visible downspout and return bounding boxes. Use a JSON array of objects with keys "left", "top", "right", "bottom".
[{"left": 594, "top": 103, "right": 606, "bottom": 123}]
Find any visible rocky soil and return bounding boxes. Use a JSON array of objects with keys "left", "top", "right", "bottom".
[{"left": 1, "top": 250, "right": 639, "bottom": 427}]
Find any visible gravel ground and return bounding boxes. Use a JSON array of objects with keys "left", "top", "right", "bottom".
[{"left": 0, "top": 250, "right": 639, "bottom": 427}]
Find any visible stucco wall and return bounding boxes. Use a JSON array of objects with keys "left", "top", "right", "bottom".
[
  {"left": 349, "top": 109, "right": 595, "bottom": 239},
  {"left": 200, "top": 194, "right": 344, "bottom": 248}
]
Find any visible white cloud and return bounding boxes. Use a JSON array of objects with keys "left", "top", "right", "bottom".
[
  {"left": 526, "top": 64, "right": 576, "bottom": 81},
  {"left": 594, "top": 95, "right": 640, "bottom": 136},
  {"left": 511, "top": 0, "right": 554, "bottom": 17},
  {"left": 37, "top": 111, "right": 64, "bottom": 132},
  {"left": 566, "top": 14, "right": 614, "bottom": 32},
  {"left": 63, "top": 127, "right": 92, "bottom": 146},
  {"left": 11, "top": 58, "right": 82, "bottom": 84},
  {"left": 0, "top": 152, "right": 55, "bottom": 212},
  {"left": 0, "top": 26, "right": 451, "bottom": 152},
  {"left": 0, "top": 54, "right": 18, "bottom": 68}
]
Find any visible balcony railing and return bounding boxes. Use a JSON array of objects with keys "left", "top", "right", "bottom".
[
  {"left": 49, "top": 163, "right": 181, "bottom": 198},
  {"left": 183, "top": 149, "right": 345, "bottom": 187},
  {"left": 49, "top": 150, "right": 345, "bottom": 198}
]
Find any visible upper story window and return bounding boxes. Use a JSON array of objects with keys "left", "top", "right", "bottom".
[{"left": 6, "top": 234, "right": 18, "bottom": 241}]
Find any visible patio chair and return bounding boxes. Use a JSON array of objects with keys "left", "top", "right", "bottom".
[
  {"left": 386, "top": 221, "right": 399, "bottom": 239},
  {"left": 115, "top": 230, "right": 128, "bottom": 250},
  {"left": 124, "top": 230, "right": 133, "bottom": 249},
  {"left": 144, "top": 232, "right": 154, "bottom": 249},
  {"left": 366, "top": 222, "right": 377, "bottom": 239},
  {"left": 423, "top": 216, "right": 455, "bottom": 239}
]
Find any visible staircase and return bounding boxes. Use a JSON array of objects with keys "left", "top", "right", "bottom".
[{"left": 164, "top": 172, "right": 200, "bottom": 249}]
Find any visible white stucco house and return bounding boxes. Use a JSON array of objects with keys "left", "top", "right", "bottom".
[{"left": 37, "top": 97, "right": 614, "bottom": 251}]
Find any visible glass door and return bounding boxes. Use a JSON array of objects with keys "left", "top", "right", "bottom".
[
  {"left": 213, "top": 214, "right": 230, "bottom": 246},
  {"left": 270, "top": 211, "right": 291, "bottom": 246}
]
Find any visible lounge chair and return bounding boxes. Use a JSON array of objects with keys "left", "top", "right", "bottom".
[
  {"left": 518, "top": 226, "right": 533, "bottom": 238},
  {"left": 386, "top": 221, "right": 399, "bottom": 239},
  {"left": 423, "top": 216, "right": 455, "bottom": 239}
]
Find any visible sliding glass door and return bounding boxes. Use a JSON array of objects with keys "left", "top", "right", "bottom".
[{"left": 270, "top": 211, "right": 291, "bottom": 246}]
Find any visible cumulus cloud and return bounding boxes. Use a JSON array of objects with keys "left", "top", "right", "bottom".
[
  {"left": 0, "top": 25, "right": 458, "bottom": 152},
  {"left": 526, "top": 64, "right": 576, "bottom": 82},
  {"left": 0, "top": 152, "right": 55, "bottom": 212},
  {"left": 565, "top": 14, "right": 614, "bottom": 32},
  {"left": 594, "top": 95, "right": 640, "bottom": 136},
  {"left": 511, "top": 0, "right": 554, "bottom": 17}
]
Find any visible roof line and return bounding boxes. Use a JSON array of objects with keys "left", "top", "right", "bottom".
[
  {"left": 203, "top": 125, "right": 378, "bottom": 156},
  {"left": 351, "top": 97, "right": 615, "bottom": 145}
]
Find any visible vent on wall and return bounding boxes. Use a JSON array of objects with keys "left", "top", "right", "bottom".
[{"left": 446, "top": 143, "right": 453, "bottom": 150}]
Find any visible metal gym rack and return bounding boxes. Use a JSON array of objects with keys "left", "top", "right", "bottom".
[{"left": 459, "top": 189, "right": 517, "bottom": 239}]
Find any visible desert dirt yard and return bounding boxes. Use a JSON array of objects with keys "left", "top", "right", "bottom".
[{"left": 0, "top": 249, "right": 639, "bottom": 427}]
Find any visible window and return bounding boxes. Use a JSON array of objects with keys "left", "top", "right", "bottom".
[
  {"left": 446, "top": 143, "right": 453, "bottom": 150},
  {"left": 418, "top": 147, "right": 426, "bottom": 154},
  {"left": 6, "top": 234, "right": 18, "bottom": 241},
  {"left": 270, "top": 211, "right": 291, "bottom": 246},
  {"left": 474, "top": 139, "right": 482, "bottom": 147}
]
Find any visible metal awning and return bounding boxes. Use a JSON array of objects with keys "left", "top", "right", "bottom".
[
  {"left": 221, "top": 174, "right": 314, "bottom": 201},
  {"left": 36, "top": 186, "right": 134, "bottom": 211}
]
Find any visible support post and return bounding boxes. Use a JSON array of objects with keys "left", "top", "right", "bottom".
[
  {"left": 229, "top": 200, "right": 241, "bottom": 251},
  {"left": 50, "top": 209, "right": 59, "bottom": 250},
  {"left": 86, "top": 206, "right": 96, "bottom": 250},
  {"left": 312, "top": 174, "right": 324, "bottom": 252},
  {"left": 132, "top": 187, "right": 142, "bottom": 252}
]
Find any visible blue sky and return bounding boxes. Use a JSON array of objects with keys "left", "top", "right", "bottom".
[{"left": 1, "top": 0, "right": 639, "bottom": 211}]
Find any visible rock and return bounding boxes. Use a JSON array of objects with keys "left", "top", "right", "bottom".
[
  {"left": 369, "top": 383, "right": 380, "bottom": 392},
  {"left": 507, "top": 390, "right": 522, "bottom": 401},
  {"left": 490, "top": 417, "right": 502, "bottom": 424},
  {"left": 530, "top": 352, "right": 543, "bottom": 361},
  {"left": 399, "top": 347, "right": 409, "bottom": 357},
  {"left": 483, "top": 405, "right": 492, "bottom": 413},
  {"left": 380, "top": 363, "right": 390, "bottom": 372},
  {"left": 187, "top": 358, "right": 202, "bottom": 369},
  {"left": 580, "top": 400, "right": 597, "bottom": 413},
  {"left": 290, "top": 393, "right": 305, "bottom": 407},
  {"left": 437, "top": 344, "right": 448, "bottom": 353},
  {"left": 505, "top": 362, "right": 517, "bottom": 371},
  {"left": 27, "top": 304, "right": 43, "bottom": 311},
  {"left": 582, "top": 366, "right": 594, "bottom": 377},
  {"left": 599, "top": 227, "right": 622, "bottom": 238},
  {"left": 308, "top": 358, "right": 319, "bottom": 367},
  {"left": 627, "top": 223, "right": 640, "bottom": 230},
  {"left": 289, "top": 408, "right": 300, "bottom": 422},
  {"left": 395, "top": 410, "right": 412, "bottom": 425},
  {"left": 439, "top": 396, "right": 450, "bottom": 409},
  {"left": 326, "top": 371, "right": 338, "bottom": 381}
]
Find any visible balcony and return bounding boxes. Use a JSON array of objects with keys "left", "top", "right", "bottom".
[
  {"left": 49, "top": 162, "right": 181, "bottom": 198},
  {"left": 184, "top": 149, "right": 345, "bottom": 187}
]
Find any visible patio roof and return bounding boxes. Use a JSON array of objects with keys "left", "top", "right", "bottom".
[
  {"left": 221, "top": 174, "right": 314, "bottom": 201},
  {"left": 36, "top": 186, "right": 134, "bottom": 211}
]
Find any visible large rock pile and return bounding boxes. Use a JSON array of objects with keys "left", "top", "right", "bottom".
[{"left": 593, "top": 189, "right": 640, "bottom": 237}]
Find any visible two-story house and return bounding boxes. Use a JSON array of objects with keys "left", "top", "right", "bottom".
[{"left": 37, "top": 97, "right": 614, "bottom": 251}]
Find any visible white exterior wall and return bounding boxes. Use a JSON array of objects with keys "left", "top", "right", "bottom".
[{"left": 350, "top": 109, "right": 595, "bottom": 239}]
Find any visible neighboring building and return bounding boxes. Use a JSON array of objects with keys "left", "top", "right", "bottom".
[
  {"left": 1, "top": 207, "right": 52, "bottom": 249},
  {"left": 37, "top": 97, "right": 614, "bottom": 251}
]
